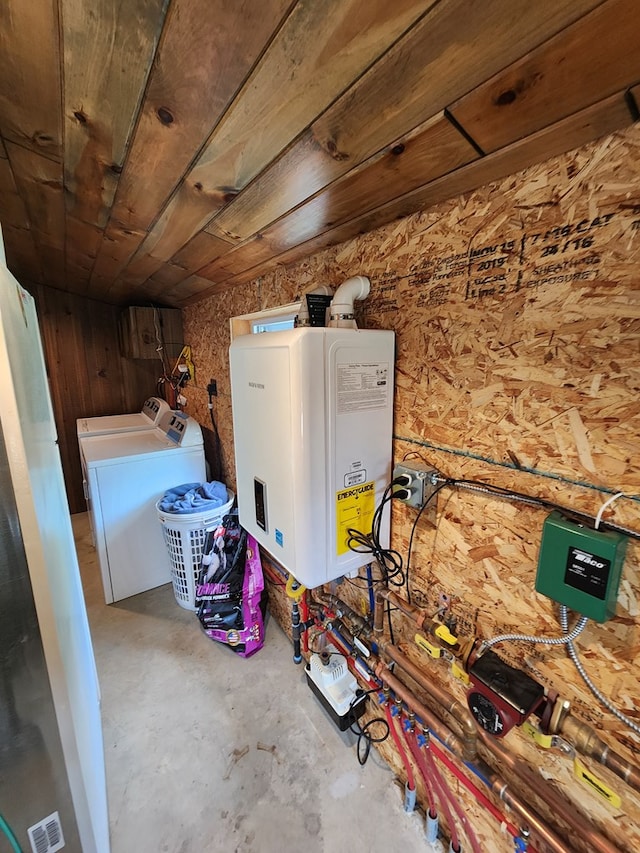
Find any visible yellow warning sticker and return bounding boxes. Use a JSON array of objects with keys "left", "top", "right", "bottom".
[
  {"left": 336, "top": 481, "right": 376, "bottom": 555},
  {"left": 573, "top": 757, "right": 622, "bottom": 809},
  {"left": 521, "top": 721, "right": 553, "bottom": 749},
  {"left": 450, "top": 660, "right": 470, "bottom": 685}
]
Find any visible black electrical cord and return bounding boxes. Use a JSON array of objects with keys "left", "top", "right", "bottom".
[
  {"left": 208, "top": 394, "right": 224, "bottom": 483},
  {"left": 405, "top": 479, "right": 454, "bottom": 603},
  {"left": 348, "top": 688, "right": 389, "bottom": 766},
  {"left": 307, "top": 645, "right": 344, "bottom": 657},
  {"left": 386, "top": 598, "right": 396, "bottom": 645},
  {"left": 342, "top": 555, "right": 397, "bottom": 590},
  {"left": 346, "top": 481, "right": 406, "bottom": 587}
]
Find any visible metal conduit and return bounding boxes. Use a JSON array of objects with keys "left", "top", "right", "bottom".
[
  {"left": 375, "top": 588, "right": 640, "bottom": 794},
  {"left": 311, "top": 591, "right": 630, "bottom": 852}
]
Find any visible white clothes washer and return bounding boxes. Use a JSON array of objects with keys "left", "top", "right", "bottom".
[
  {"left": 76, "top": 395, "right": 170, "bottom": 438},
  {"left": 77, "top": 397, "right": 172, "bottom": 547},
  {"left": 80, "top": 410, "right": 206, "bottom": 603}
]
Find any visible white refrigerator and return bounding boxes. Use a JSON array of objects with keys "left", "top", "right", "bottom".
[{"left": 0, "top": 230, "right": 109, "bottom": 853}]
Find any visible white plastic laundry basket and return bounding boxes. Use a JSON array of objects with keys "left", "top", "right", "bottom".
[{"left": 157, "top": 489, "right": 234, "bottom": 610}]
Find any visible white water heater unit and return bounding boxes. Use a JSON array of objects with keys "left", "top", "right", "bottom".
[{"left": 230, "top": 324, "right": 394, "bottom": 588}]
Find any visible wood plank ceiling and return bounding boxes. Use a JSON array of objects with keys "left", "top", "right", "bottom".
[{"left": 0, "top": 0, "right": 639, "bottom": 308}]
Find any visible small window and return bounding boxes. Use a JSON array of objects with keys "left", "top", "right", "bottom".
[
  {"left": 230, "top": 302, "right": 300, "bottom": 340},
  {"left": 252, "top": 315, "right": 296, "bottom": 334}
]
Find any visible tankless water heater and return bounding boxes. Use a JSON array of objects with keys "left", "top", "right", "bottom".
[{"left": 229, "top": 326, "right": 394, "bottom": 588}]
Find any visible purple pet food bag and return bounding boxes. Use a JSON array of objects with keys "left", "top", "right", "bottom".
[{"left": 195, "top": 510, "right": 266, "bottom": 657}]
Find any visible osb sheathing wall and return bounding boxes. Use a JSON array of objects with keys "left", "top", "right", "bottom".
[{"left": 183, "top": 123, "right": 640, "bottom": 852}]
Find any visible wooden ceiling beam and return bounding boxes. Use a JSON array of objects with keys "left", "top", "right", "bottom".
[
  {"left": 107, "top": 253, "right": 165, "bottom": 298},
  {"left": 146, "top": 263, "right": 189, "bottom": 289},
  {"left": 62, "top": 0, "right": 168, "bottom": 229},
  {"left": 448, "top": 0, "right": 640, "bottom": 154},
  {"left": 65, "top": 216, "right": 102, "bottom": 292},
  {"left": 125, "top": 262, "right": 191, "bottom": 306},
  {"left": 2, "top": 225, "right": 45, "bottom": 284},
  {"left": 172, "top": 231, "right": 234, "bottom": 272},
  {"left": 5, "top": 141, "right": 66, "bottom": 287},
  {"left": 119, "top": 0, "right": 445, "bottom": 285},
  {"left": 208, "top": 0, "right": 603, "bottom": 245},
  {"left": 87, "top": 223, "right": 149, "bottom": 299},
  {"left": 161, "top": 274, "right": 216, "bottom": 304},
  {"left": 0, "top": 0, "right": 62, "bottom": 159},
  {"left": 108, "top": 0, "right": 293, "bottom": 236},
  {"left": 0, "top": 154, "right": 31, "bottom": 230},
  {"left": 3, "top": 0, "right": 637, "bottom": 305},
  {"left": 182, "top": 90, "right": 633, "bottom": 305},
  {"left": 92, "top": 0, "right": 294, "bottom": 300},
  {"left": 197, "top": 112, "right": 479, "bottom": 282}
]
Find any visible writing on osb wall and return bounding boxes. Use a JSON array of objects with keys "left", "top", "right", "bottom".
[
  {"left": 368, "top": 207, "right": 634, "bottom": 313},
  {"left": 466, "top": 212, "right": 616, "bottom": 301}
]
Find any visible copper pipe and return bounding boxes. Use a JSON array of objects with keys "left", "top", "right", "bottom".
[
  {"left": 374, "top": 588, "right": 429, "bottom": 628},
  {"left": 312, "top": 591, "right": 372, "bottom": 638},
  {"left": 378, "top": 587, "right": 640, "bottom": 799},
  {"left": 373, "top": 659, "right": 465, "bottom": 758},
  {"left": 380, "top": 641, "right": 478, "bottom": 761},
  {"left": 376, "top": 589, "right": 474, "bottom": 661},
  {"left": 558, "top": 714, "right": 640, "bottom": 795},
  {"left": 479, "top": 731, "right": 620, "bottom": 853},
  {"left": 321, "top": 591, "right": 628, "bottom": 850},
  {"left": 492, "top": 780, "right": 571, "bottom": 853},
  {"left": 375, "top": 660, "right": 574, "bottom": 853},
  {"left": 373, "top": 587, "right": 386, "bottom": 633}
]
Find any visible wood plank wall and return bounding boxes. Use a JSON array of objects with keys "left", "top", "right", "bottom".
[
  {"left": 26, "top": 285, "right": 163, "bottom": 513},
  {"left": 182, "top": 122, "right": 640, "bottom": 853}
]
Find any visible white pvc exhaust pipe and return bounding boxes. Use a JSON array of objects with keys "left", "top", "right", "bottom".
[{"left": 328, "top": 275, "right": 370, "bottom": 329}]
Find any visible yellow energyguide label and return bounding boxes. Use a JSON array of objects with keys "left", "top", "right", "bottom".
[
  {"left": 335, "top": 481, "right": 376, "bottom": 556},
  {"left": 573, "top": 757, "right": 622, "bottom": 808}
]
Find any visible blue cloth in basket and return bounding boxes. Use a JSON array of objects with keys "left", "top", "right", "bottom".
[{"left": 159, "top": 481, "right": 229, "bottom": 514}]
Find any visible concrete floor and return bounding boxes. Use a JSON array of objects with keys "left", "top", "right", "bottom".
[{"left": 72, "top": 513, "right": 428, "bottom": 853}]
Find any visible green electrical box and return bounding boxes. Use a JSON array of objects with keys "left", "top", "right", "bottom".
[{"left": 535, "top": 511, "right": 628, "bottom": 623}]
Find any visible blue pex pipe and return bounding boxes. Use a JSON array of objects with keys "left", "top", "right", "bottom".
[
  {"left": 328, "top": 625, "right": 356, "bottom": 659},
  {"left": 366, "top": 563, "right": 376, "bottom": 615}
]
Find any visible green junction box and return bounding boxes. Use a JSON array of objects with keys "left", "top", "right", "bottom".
[{"left": 535, "top": 511, "right": 628, "bottom": 623}]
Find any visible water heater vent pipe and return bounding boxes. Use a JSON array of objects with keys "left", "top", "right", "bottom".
[{"left": 329, "top": 275, "right": 370, "bottom": 328}]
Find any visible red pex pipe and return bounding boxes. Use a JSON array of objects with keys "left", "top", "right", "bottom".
[
  {"left": 384, "top": 703, "right": 416, "bottom": 793},
  {"left": 300, "top": 591, "right": 310, "bottom": 654},
  {"left": 401, "top": 722, "right": 438, "bottom": 819},
  {"left": 325, "top": 629, "right": 379, "bottom": 690},
  {"left": 429, "top": 740, "right": 524, "bottom": 845},
  {"left": 262, "top": 562, "right": 286, "bottom": 586},
  {"left": 414, "top": 732, "right": 462, "bottom": 852},
  {"left": 422, "top": 742, "right": 482, "bottom": 853}
]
